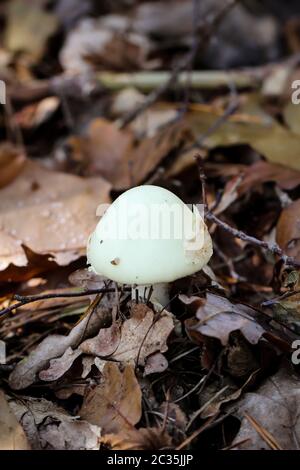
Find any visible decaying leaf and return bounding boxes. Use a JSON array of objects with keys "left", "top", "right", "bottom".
[
  {"left": 181, "top": 293, "right": 265, "bottom": 346},
  {"left": 5, "top": 0, "right": 58, "bottom": 60},
  {"left": 9, "top": 307, "right": 108, "bottom": 390},
  {"left": 14, "top": 96, "right": 60, "bottom": 129},
  {"left": 0, "top": 391, "right": 30, "bottom": 450},
  {"left": 144, "top": 352, "right": 169, "bottom": 376},
  {"left": 0, "top": 159, "right": 111, "bottom": 276},
  {"left": 7, "top": 395, "right": 101, "bottom": 450},
  {"left": 110, "top": 304, "right": 174, "bottom": 366},
  {"left": 188, "top": 103, "right": 300, "bottom": 171},
  {"left": 60, "top": 18, "right": 152, "bottom": 73},
  {"left": 80, "top": 322, "right": 121, "bottom": 357},
  {"left": 80, "top": 362, "right": 142, "bottom": 434},
  {"left": 276, "top": 199, "right": 300, "bottom": 262},
  {"left": 39, "top": 347, "right": 82, "bottom": 382},
  {"left": 69, "top": 117, "right": 187, "bottom": 189},
  {"left": 239, "top": 160, "right": 300, "bottom": 194},
  {"left": 232, "top": 367, "right": 300, "bottom": 450},
  {"left": 101, "top": 427, "right": 172, "bottom": 450}
]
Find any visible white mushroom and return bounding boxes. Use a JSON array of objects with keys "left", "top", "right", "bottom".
[{"left": 87, "top": 185, "right": 213, "bottom": 306}]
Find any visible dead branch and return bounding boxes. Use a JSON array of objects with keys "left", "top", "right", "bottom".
[
  {"left": 197, "top": 161, "right": 300, "bottom": 268},
  {"left": 0, "top": 287, "right": 130, "bottom": 317}
]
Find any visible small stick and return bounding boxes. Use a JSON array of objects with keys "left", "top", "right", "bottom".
[
  {"left": 0, "top": 287, "right": 130, "bottom": 317},
  {"left": 197, "top": 161, "right": 300, "bottom": 268}
]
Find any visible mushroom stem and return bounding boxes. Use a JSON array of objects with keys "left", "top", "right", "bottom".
[{"left": 132, "top": 283, "right": 170, "bottom": 307}]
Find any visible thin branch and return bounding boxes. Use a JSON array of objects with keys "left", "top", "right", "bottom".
[
  {"left": 119, "top": 0, "right": 239, "bottom": 128},
  {"left": 197, "top": 162, "right": 300, "bottom": 268},
  {"left": 0, "top": 287, "right": 130, "bottom": 317}
]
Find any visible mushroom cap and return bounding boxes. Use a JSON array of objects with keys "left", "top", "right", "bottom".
[{"left": 87, "top": 185, "right": 212, "bottom": 284}]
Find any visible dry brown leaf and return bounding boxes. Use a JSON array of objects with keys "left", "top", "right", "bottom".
[
  {"left": 60, "top": 18, "right": 151, "bottom": 73},
  {"left": 80, "top": 322, "right": 121, "bottom": 357},
  {"left": 5, "top": 0, "right": 58, "bottom": 60},
  {"left": 101, "top": 427, "right": 172, "bottom": 450},
  {"left": 188, "top": 105, "right": 300, "bottom": 171},
  {"left": 0, "top": 143, "right": 26, "bottom": 189},
  {"left": 144, "top": 352, "right": 169, "bottom": 376},
  {"left": 8, "top": 395, "right": 101, "bottom": 450},
  {"left": 0, "top": 159, "right": 111, "bottom": 277},
  {"left": 110, "top": 303, "right": 174, "bottom": 366},
  {"left": 14, "top": 97, "right": 60, "bottom": 129},
  {"left": 70, "top": 117, "right": 186, "bottom": 189},
  {"left": 39, "top": 347, "right": 82, "bottom": 382},
  {"left": 181, "top": 293, "right": 265, "bottom": 346},
  {"left": 9, "top": 308, "right": 107, "bottom": 390},
  {"left": 239, "top": 161, "right": 300, "bottom": 194},
  {"left": 276, "top": 199, "right": 300, "bottom": 261},
  {"left": 0, "top": 391, "right": 30, "bottom": 450},
  {"left": 80, "top": 362, "right": 142, "bottom": 434},
  {"left": 232, "top": 367, "right": 300, "bottom": 450}
]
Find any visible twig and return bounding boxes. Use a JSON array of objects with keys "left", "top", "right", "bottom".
[
  {"left": 261, "top": 289, "right": 300, "bottom": 307},
  {"left": 0, "top": 287, "right": 130, "bottom": 317},
  {"left": 119, "top": 0, "right": 240, "bottom": 128},
  {"left": 206, "top": 211, "right": 300, "bottom": 268},
  {"left": 197, "top": 163, "right": 300, "bottom": 268}
]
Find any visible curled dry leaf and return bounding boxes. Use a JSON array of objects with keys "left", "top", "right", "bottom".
[
  {"left": 232, "top": 367, "right": 300, "bottom": 450},
  {"left": 0, "top": 391, "right": 30, "bottom": 450},
  {"left": 8, "top": 395, "right": 101, "bottom": 450},
  {"left": 110, "top": 303, "right": 174, "bottom": 366},
  {"left": 0, "top": 159, "right": 111, "bottom": 277},
  {"left": 80, "top": 362, "right": 142, "bottom": 434},
  {"left": 9, "top": 307, "right": 107, "bottom": 390},
  {"left": 69, "top": 117, "right": 187, "bottom": 190},
  {"left": 101, "top": 427, "right": 172, "bottom": 450},
  {"left": 181, "top": 293, "right": 265, "bottom": 346},
  {"left": 144, "top": 352, "right": 169, "bottom": 376},
  {"left": 39, "top": 347, "right": 82, "bottom": 382},
  {"left": 80, "top": 322, "right": 121, "bottom": 357},
  {"left": 276, "top": 199, "right": 300, "bottom": 262}
]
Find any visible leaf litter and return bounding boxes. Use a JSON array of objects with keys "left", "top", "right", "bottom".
[{"left": 1, "top": 0, "right": 300, "bottom": 452}]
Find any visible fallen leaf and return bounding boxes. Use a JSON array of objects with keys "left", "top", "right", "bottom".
[
  {"left": 110, "top": 303, "right": 174, "bottom": 366},
  {"left": 144, "top": 352, "right": 169, "bottom": 376},
  {"left": 80, "top": 323, "right": 121, "bottom": 357},
  {"left": 5, "top": 0, "right": 58, "bottom": 60},
  {"left": 188, "top": 104, "right": 300, "bottom": 171},
  {"left": 239, "top": 161, "right": 300, "bottom": 194},
  {"left": 276, "top": 199, "right": 300, "bottom": 262},
  {"left": 14, "top": 96, "right": 60, "bottom": 129},
  {"left": 39, "top": 347, "right": 82, "bottom": 382},
  {"left": 8, "top": 395, "right": 101, "bottom": 450},
  {"left": 181, "top": 293, "right": 265, "bottom": 346},
  {"left": 283, "top": 100, "right": 300, "bottom": 135},
  {"left": 69, "top": 117, "right": 186, "bottom": 189},
  {"left": 9, "top": 307, "right": 108, "bottom": 390},
  {"left": 0, "top": 159, "right": 111, "bottom": 277},
  {"left": 80, "top": 362, "right": 142, "bottom": 433},
  {"left": 0, "top": 391, "right": 30, "bottom": 450},
  {"left": 0, "top": 143, "right": 26, "bottom": 189},
  {"left": 232, "top": 367, "right": 300, "bottom": 450},
  {"left": 101, "top": 427, "right": 172, "bottom": 450},
  {"left": 60, "top": 18, "right": 151, "bottom": 73}
]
